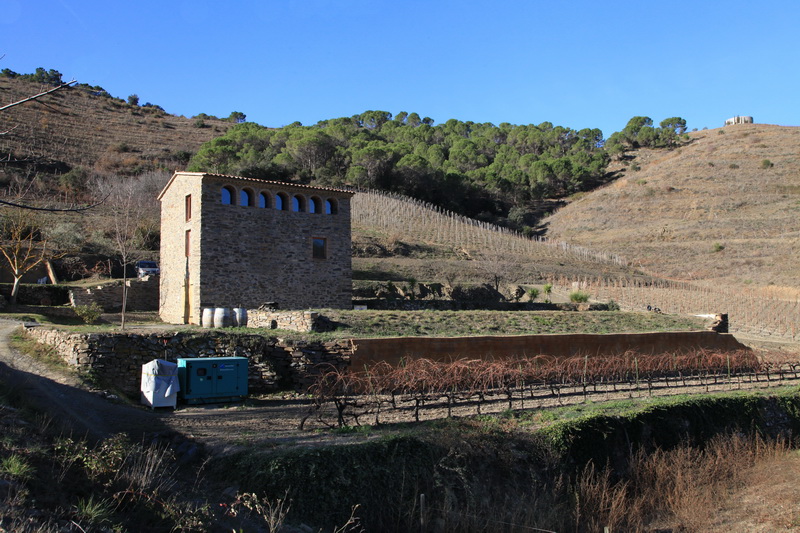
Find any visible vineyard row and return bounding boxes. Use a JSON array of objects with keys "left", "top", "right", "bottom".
[{"left": 303, "top": 351, "right": 797, "bottom": 428}]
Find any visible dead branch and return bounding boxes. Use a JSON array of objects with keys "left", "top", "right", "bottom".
[
  {"left": 0, "top": 194, "right": 107, "bottom": 212},
  {"left": 0, "top": 79, "right": 77, "bottom": 113}
]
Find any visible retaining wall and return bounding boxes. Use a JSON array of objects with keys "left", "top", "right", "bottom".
[
  {"left": 69, "top": 276, "right": 159, "bottom": 312},
  {"left": 350, "top": 331, "right": 750, "bottom": 367},
  {"left": 24, "top": 326, "right": 351, "bottom": 396},
  {"left": 245, "top": 310, "right": 328, "bottom": 332}
]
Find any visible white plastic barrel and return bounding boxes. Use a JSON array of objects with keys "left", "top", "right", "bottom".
[
  {"left": 213, "top": 307, "right": 232, "bottom": 328},
  {"left": 233, "top": 308, "right": 248, "bottom": 328},
  {"left": 201, "top": 308, "right": 214, "bottom": 328}
]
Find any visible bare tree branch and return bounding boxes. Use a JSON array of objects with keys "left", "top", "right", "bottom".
[
  {"left": 0, "top": 79, "right": 77, "bottom": 113},
  {"left": 0, "top": 195, "right": 107, "bottom": 212}
]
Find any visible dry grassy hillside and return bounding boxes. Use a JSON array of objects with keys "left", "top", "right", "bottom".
[
  {"left": 544, "top": 124, "right": 800, "bottom": 293},
  {"left": 0, "top": 77, "right": 231, "bottom": 175}
]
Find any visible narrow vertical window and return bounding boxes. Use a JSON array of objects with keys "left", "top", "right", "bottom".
[
  {"left": 312, "top": 237, "right": 327, "bottom": 259},
  {"left": 185, "top": 229, "right": 191, "bottom": 257},
  {"left": 221, "top": 186, "right": 234, "bottom": 205},
  {"left": 325, "top": 199, "right": 338, "bottom": 214},
  {"left": 240, "top": 189, "right": 253, "bottom": 206},
  {"left": 277, "top": 192, "right": 289, "bottom": 210},
  {"left": 259, "top": 192, "right": 269, "bottom": 208},
  {"left": 185, "top": 194, "right": 192, "bottom": 221}
]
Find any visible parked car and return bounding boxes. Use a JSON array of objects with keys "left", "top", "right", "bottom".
[{"left": 135, "top": 260, "right": 160, "bottom": 278}]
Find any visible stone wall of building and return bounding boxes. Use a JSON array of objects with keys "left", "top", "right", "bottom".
[
  {"left": 69, "top": 276, "right": 159, "bottom": 311},
  {"left": 159, "top": 172, "right": 353, "bottom": 325},
  {"left": 24, "top": 325, "right": 353, "bottom": 396},
  {"left": 159, "top": 172, "right": 204, "bottom": 324}
]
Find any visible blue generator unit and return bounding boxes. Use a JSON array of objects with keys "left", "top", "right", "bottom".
[{"left": 177, "top": 357, "right": 248, "bottom": 404}]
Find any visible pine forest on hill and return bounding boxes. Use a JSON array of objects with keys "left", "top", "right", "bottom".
[{"left": 186, "top": 111, "right": 688, "bottom": 233}]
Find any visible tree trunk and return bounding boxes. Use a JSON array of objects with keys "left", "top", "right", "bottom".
[
  {"left": 121, "top": 272, "right": 128, "bottom": 330},
  {"left": 9, "top": 275, "right": 21, "bottom": 305}
]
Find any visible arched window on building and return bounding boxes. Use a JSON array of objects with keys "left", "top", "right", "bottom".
[
  {"left": 221, "top": 186, "right": 235, "bottom": 205},
  {"left": 325, "top": 198, "right": 338, "bottom": 214},
  {"left": 276, "top": 192, "right": 289, "bottom": 211},
  {"left": 309, "top": 196, "right": 322, "bottom": 214},
  {"left": 258, "top": 192, "right": 270, "bottom": 208},
  {"left": 292, "top": 195, "right": 306, "bottom": 212},
  {"left": 240, "top": 188, "right": 254, "bottom": 207}
]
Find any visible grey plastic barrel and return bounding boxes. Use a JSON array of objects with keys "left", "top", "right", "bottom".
[
  {"left": 201, "top": 308, "right": 214, "bottom": 328},
  {"left": 213, "top": 307, "right": 232, "bottom": 328},
  {"left": 233, "top": 307, "right": 248, "bottom": 328}
]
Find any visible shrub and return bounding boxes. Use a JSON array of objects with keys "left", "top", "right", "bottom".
[
  {"left": 761, "top": 159, "right": 774, "bottom": 169},
  {"left": 75, "top": 495, "right": 113, "bottom": 527},
  {"left": 729, "top": 163, "right": 739, "bottom": 169},
  {"left": 0, "top": 453, "right": 34, "bottom": 480},
  {"left": 127, "top": 94, "right": 139, "bottom": 106},
  {"left": 607, "top": 300, "right": 621, "bottom": 311},
  {"left": 712, "top": 242, "right": 725, "bottom": 253},
  {"left": 74, "top": 302, "right": 103, "bottom": 324},
  {"left": 570, "top": 291, "right": 590, "bottom": 303},
  {"left": 527, "top": 288, "right": 539, "bottom": 301},
  {"left": 109, "top": 142, "right": 131, "bottom": 153},
  {"left": 542, "top": 283, "right": 553, "bottom": 303}
]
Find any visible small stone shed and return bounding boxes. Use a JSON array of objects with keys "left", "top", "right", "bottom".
[{"left": 158, "top": 171, "right": 353, "bottom": 324}]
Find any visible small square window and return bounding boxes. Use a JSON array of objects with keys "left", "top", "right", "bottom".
[{"left": 312, "top": 237, "right": 327, "bottom": 259}]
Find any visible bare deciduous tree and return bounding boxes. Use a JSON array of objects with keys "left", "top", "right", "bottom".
[
  {"left": 0, "top": 206, "right": 66, "bottom": 304},
  {"left": 94, "top": 171, "right": 167, "bottom": 329}
]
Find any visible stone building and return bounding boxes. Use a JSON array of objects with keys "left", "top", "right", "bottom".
[
  {"left": 158, "top": 171, "right": 353, "bottom": 324},
  {"left": 724, "top": 115, "right": 754, "bottom": 126}
]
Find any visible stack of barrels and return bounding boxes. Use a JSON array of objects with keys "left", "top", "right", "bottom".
[{"left": 201, "top": 307, "right": 248, "bottom": 328}]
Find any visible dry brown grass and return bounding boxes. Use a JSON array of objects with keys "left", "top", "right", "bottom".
[
  {"left": 0, "top": 77, "right": 231, "bottom": 174},
  {"left": 545, "top": 124, "right": 800, "bottom": 290},
  {"left": 575, "top": 433, "right": 795, "bottom": 532}
]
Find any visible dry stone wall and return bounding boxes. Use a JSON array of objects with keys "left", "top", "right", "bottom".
[
  {"left": 246, "top": 310, "right": 334, "bottom": 332},
  {"left": 69, "top": 276, "right": 159, "bottom": 312},
  {"left": 24, "top": 326, "right": 352, "bottom": 396}
]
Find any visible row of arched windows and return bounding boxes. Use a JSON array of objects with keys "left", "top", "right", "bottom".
[{"left": 220, "top": 186, "right": 339, "bottom": 214}]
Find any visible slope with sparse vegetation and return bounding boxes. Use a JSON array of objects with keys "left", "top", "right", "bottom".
[{"left": 543, "top": 124, "right": 800, "bottom": 292}]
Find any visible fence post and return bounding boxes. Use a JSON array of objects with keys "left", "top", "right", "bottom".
[{"left": 420, "top": 493, "right": 426, "bottom": 533}]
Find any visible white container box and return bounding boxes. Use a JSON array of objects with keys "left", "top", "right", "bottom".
[{"left": 141, "top": 359, "right": 180, "bottom": 409}]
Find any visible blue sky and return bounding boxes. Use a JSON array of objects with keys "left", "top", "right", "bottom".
[{"left": 2, "top": 0, "right": 799, "bottom": 137}]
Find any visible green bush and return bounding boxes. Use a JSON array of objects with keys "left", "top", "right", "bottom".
[
  {"left": 74, "top": 302, "right": 103, "bottom": 324},
  {"left": 761, "top": 159, "right": 774, "bottom": 169},
  {"left": 712, "top": 242, "right": 725, "bottom": 253},
  {"left": 569, "top": 291, "right": 590, "bottom": 303},
  {"left": 527, "top": 288, "right": 540, "bottom": 301}
]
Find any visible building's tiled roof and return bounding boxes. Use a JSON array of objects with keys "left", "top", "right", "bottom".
[{"left": 158, "top": 171, "right": 355, "bottom": 199}]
